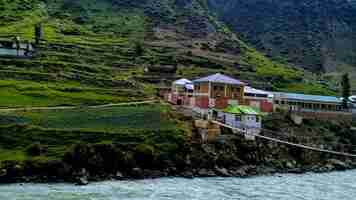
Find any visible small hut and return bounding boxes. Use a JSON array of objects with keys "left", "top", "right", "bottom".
[
  {"left": 170, "top": 78, "right": 194, "bottom": 106},
  {"left": 215, "top": 105, "right": 262, "bottom": 135}
]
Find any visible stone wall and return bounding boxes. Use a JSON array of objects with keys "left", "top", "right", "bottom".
[{"left": 293, "top": 111, "right": 352, "bottom": 123}]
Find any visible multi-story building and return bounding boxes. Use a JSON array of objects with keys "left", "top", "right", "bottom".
[{"left": 193, "top": 73, "right": 245, "bottom": 116}]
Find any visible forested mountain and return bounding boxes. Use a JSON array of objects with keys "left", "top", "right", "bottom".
[{"left": 207, "top": 0, "right": 356, "bottom": 75}]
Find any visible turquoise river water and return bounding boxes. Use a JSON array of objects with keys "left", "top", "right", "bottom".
[{"left": 1, "top": 170, "right": 356, "bottom": 200}]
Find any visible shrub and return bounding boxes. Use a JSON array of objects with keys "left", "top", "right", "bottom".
[
  {"left": 134, "top": 144, "right": 155, "bottom": 168},
  {"left": 25, "top": 143, "right": 47, "bottom": 156}
]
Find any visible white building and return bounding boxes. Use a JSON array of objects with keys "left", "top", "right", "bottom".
[{"left": 215, "top": 105, "right": 262, "bottom": 135}]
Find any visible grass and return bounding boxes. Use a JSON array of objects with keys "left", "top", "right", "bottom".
[
  {"left": 0, "top": 79, "right": 148, "bottom": 108},
  {"left": 0, "top": 148, "right": 26, "bottom": 162},
  {"left": 0, "top": 125, "right": 185, "bottom": 162},
  {"left": 242, "top": 48, "right": 303, "bottom": 81},
  {"left": 2, "top": 104, "right": 174, "bottom": 131},
  {"left": 0, "top": 103, "right": 185, "bottom": 162},
  {"left": 276, "top": 82, "right": 338, "bottom": 96}
]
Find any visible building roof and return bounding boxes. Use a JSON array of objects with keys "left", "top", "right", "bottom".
[
  {"left": 273, "top": 92, "right": 342, "bottom": 104},
  {"left": 223, "top": 105, "right": 261, "bottom": 115},
  {"left": 185, "top": 83, "right": 194, "bottom": 90},
  {"left": 193, "top": 73, "right": 245, "bottom": 85},
  {"left": 244, "top": 86, "right": 272, "bottom": 96},
  {"left": 349, "top": 96, "right": 356, "bottom": 103},
  {"left": 173, "top": 78, "right": 192, "bottom": 85}
]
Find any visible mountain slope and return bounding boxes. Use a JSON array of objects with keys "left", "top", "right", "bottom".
[
  {"left": 0, "top": 0, "right": 335, "bottom": 108},
  {"left": 207, "top": 0, "right": 356, "bottom": 75}
]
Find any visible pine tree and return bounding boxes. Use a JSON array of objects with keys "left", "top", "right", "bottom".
[{"left": 341, "top": 73, "right": 351, "bottom": 109}]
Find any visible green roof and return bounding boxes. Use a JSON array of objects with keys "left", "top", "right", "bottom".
[{"left": 223, "top": 105, "right": 261, "bottom": 115}]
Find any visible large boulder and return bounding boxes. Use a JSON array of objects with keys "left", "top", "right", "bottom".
[
  {"left": 214, "top": 166, "right": 230, "bottom": 177},
  {"left": 76, "top": 176, "right": 89, "bottom": 186},
  {"left": 197, "top": 168, "right": 216, "bottom": 177},
  {"left": 181, "top": 170, "right": 194, "bottom": 179}
]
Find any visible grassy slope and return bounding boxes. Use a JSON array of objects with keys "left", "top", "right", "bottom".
[
  {"left": 0, "top": 104, "right": 186, "bottom": 162},
  {"left": 0, "top": 0, "right": 152, "bottom": 107},
  {"left": 0, "top": 79, "right": 147, "bottom": 107},
  {"left": 0, "top": 0, "right": 335, "bottom": 106},
  {"left": 0, "top": 104, "right": 174, "bottom": 131}
]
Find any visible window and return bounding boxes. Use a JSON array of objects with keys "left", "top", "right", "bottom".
[
  {"left": 256, "top": 116, "right": 260, "bottom": 123},
  {"left": 275, "top": 100, "right": 280, "bottom": 104},
  {"left": 214, "top": 86, "right": 224, "bottom": 91},
  {"left": 256, "top": 94, "right": 268, "bottom": 98},
  {"left": 235, "top": 115, "right": 241, "bottom": 121}
]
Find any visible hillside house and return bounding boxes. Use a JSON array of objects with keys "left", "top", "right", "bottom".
[
  {"left": 193, "top": 73, "right": 245, "bottom": 116},
  {"left": 0, "top": 40, "right": 34, "bottom": 58},
  {"left": 215, "top": 105, "right": 262, "bottom": 135},
  {"left": 244, "top": 86, "right": 273, "bottom": 113},
  {"left": 169, "top": 78, "right": 194, "bottom": 106}
]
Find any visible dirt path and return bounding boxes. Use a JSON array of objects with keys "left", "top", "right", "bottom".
[{"left": 0, "top": 100, "right": 157, "bottom": 113}]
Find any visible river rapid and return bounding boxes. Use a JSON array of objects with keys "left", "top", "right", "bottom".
[{"left": 1, "top": 170, "right": 356, "bottom": 200}]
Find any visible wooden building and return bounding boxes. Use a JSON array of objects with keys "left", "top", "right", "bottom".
[{"left": 193, "top": 73, "right": 245, "bottom": 115}]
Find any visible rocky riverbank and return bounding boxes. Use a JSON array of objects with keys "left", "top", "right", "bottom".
[{"left": 1, "top": 135, "right": 355, "bottom": 185}]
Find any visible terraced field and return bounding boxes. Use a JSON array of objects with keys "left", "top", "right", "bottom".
[{"left": 0, "top": 104, "right": 173, "bottom": 131}]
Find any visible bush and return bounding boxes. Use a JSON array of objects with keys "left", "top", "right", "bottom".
[
  {"left": 134, "top": 42, "right": 144, "bottom": 56},
  {"left": 134, "top": 144, "right": 155, "bottom": 168},
  {"left": 63, "top": 143, "right": 93, "bottom": 169},
  {"left": 25, "top": 143, "right": 47, "bottom": 156}
]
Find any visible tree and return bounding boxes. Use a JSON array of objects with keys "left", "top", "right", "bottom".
[
  {"left": 341, "top": 73, "right": 351, "bottom": 109},
  {"left": 35, "top": 23, "right": 43, "bottom": 45},
  {"left": 134, "top": 41, "right": 144, "bottom": 56}
]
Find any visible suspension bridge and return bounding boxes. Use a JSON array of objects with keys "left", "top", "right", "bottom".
[{"left": 211, "top": 120, "right": 356, "bottom": 158}]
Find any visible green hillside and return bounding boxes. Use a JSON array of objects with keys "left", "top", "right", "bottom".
[{"left": 0, "top": 0, "right": 336, "bottom": 109}]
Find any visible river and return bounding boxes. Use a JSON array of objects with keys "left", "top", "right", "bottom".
[{"left": 1, "top": 170, "right": 356, "bottom": 200}]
